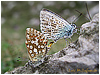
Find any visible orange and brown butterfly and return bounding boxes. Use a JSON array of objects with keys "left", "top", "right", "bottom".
[{"left": 25, "top": 28, "right": 54, "bottom": 62}]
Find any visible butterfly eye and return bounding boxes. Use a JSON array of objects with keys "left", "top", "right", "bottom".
[{"left": 71, "top": 24, "right": 76, "bottom": 28}]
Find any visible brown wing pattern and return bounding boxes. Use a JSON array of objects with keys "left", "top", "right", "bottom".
[{"left": 25, "top": 28, "right": 49, "bottom": 61}]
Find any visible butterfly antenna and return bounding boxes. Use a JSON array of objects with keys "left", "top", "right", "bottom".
[
  {"left": 72, "top": 12, "right": 82, "bottom": 23},
  {"left": 16, "top": 57, "right": 20, "bottom": 61},
  {"left": 17, "top": 56, "right": 29, "bottom": 61},
  {"left": 75, "top": 9, "right": 90, "bottom": 21},
  {"left": 85, "top": 2, "right": 92, "bottom": 21}
]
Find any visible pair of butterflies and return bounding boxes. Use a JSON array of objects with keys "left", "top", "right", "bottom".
[{"left": 25, "top": 8, "right": 77, "bottom": 62}]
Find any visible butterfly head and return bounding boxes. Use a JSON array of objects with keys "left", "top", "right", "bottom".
[{"left": 71, "top": 23, "right": 77, "bottom": 33}]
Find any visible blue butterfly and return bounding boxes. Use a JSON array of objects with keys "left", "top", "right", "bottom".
[{"left": 40, "top": 8, "right": 77, "bottom": 46}]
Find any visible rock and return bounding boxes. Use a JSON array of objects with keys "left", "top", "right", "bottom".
[{"left": 5, "top": 13, "right": 99, "bottom": 74}]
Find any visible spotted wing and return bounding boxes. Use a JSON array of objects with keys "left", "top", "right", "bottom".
[
  {"left": 25, "top": 28, "right": 49, "bottom": 62},
  {"left": 40, "top": 8, "right": 72, "bottom": 42}
]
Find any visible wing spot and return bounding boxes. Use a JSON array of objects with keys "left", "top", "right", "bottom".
[
  {"left": 34, "top": 48, "right": 37, "bottom": 52},
  {"left": 31, "top": 54, "right": 34, "bottom": 57},
  {"left": 29, "top": 50, "right": 32, "bottom": 53}
]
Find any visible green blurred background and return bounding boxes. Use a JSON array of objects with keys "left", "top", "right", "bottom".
[{"left": 1, "top": 1, "right": 99, "bottom": 73}]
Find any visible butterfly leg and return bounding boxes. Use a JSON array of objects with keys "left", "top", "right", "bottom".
[
  {"left": 69, "top": 37, "right": 72, "bottom": 43},
  {"left": 64, "top": 38, "right": 70, "bottom": 47},
  {"left": 28, "top": 60, "right": 35, "bottom": 67},
  {"left": 64, "top": 38, "right": 68, "bottom": 47}
]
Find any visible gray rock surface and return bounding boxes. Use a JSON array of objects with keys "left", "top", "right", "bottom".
[{"left": 5, "top": 13, "right": 99, "bottom": 74}]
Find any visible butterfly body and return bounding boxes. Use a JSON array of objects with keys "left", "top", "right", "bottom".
[{"left": 40, "top": 8, "right": 77, "bottom": 43}]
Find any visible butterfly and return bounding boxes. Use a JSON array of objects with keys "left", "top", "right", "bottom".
[
  {"left": 25, "top": 28, "right": 54, "bottom": 62},
  {"left": 40, "top": 8, "right": 77, "bottom": 46}
]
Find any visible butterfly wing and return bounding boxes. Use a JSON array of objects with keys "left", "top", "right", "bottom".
[
  {"left": 40, "top": 8, "right": 72, "bottom": 42},
  {"left": 25, "top": 28, "right": 49, "bottom": 62}
]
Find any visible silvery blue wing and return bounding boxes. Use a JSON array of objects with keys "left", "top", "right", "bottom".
[{"left": 40, "top": 8, "right": 77, "bottom": 46}]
